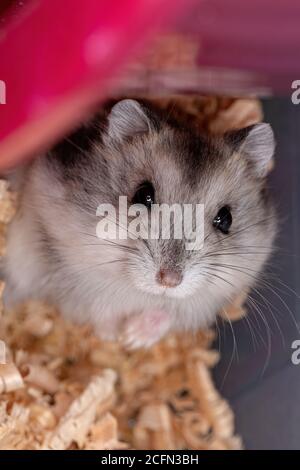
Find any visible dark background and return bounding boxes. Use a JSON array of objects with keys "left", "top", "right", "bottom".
[{"left": 213, "top": 97, "right": 300, "bottom": 449}]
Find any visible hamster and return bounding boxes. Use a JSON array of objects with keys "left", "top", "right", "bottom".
[{"left": 2, "top": 99, "right": 277, "bottom": 348}]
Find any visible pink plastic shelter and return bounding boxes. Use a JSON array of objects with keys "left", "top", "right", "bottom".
[{"left": 0, "top": 0, "right": 300, "bottom": 169}]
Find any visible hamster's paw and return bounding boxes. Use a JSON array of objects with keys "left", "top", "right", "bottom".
[
  {"left": 121, "top": 309, "right": 171, "bottom": 350},
  {"left": 219, "top": 291, "right": 248, "bottom": 322}
]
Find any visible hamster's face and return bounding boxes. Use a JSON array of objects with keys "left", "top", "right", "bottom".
[
  {"left": 45, "top": 100, "right": 276, "bottom": 305},
  {"left": 120, "top": 137, "right": 276, "bottom": 301}
]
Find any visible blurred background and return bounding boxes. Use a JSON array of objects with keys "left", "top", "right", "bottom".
[{"left": 214, "top": 98, "right": 300, "bottom": 449}]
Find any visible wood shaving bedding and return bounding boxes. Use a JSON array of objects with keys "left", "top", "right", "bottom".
[
  {"left": 0, "top": 97, "right": 262, "bottom": 450},
  {"left": 0, "top": 303, "right": 242, "bottom": 450}
]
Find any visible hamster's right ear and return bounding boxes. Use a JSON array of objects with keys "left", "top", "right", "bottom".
[
  {"left": 105, "top": 99, "right": 155, "bottom": 143},
  {"left": 225, "top": 123, "right": 275, "bottom": 178}
]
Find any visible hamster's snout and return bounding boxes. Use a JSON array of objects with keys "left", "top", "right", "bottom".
[{"left": 156, "top": 269, "right": 183, "bottom": 288}]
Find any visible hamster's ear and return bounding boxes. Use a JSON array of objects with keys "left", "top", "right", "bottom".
[
  {"left": 106, "top": 99, "right": 152, "bottom": 143},
  {"left": 226, "top": 123, "right": 275, "bottom": 178}
]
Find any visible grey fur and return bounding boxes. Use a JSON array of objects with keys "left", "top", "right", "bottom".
[{"left": 3, "top": 100, "right": 277, "bottom": 347}]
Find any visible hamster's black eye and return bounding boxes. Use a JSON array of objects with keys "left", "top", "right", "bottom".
[
  {"left": 213, "top": 206, "right": 232, "bottom": 234},
  {"left": 132, "top": 181, "right": 155, "bottom": 209}
]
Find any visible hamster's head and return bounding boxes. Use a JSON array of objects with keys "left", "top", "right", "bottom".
[{"left": 45, "top": 99, "right": 277, "bottom": 307}]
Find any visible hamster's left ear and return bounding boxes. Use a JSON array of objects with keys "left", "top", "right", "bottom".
[
  {"left": 105, "top": 99, "right": 155, "bottom": 143},
  {"left": 225, "top": 123, "right": 275, "bottom": 178}
]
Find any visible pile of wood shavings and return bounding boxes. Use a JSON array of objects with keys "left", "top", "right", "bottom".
[
  {"left": 0, "top": 302, "right": 242, "bottom": 450},
  {"left": 0, "top": 97, "right": 263, "bottom": 450}
]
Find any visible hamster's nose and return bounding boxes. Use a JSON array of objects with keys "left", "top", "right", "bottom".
[{"left": 157, "top": 269, "right": 183, "bottom": 288}]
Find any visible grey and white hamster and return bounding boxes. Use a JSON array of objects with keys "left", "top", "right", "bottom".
[{"left": 2, "top": 99, "right": 277, "bottom": 348}]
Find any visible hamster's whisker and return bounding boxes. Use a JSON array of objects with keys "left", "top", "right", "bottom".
[
  {"left": 200, "top": 266, "right": 236, "bottom": 290},
  {"left": 246, "top": 294, "right": 272, "bottom": 376},
  {"left": 29, "top": 191, "right": 97, "bottom": 218},
  {"left": 264, "top": 275, "right": 300, "bottom": 300},
  {"left": 204, "top": 250, "right": 275, "bottom": 259},
  {"left": 204, "top": 261, "right": 300, "bottom": 337},
  {"left": 209, "top": 197, "right": 264, "bottom": 241},
  {"left": 205, "top": 260, "right": 281, "bottom": 295},
  {"left": 82, "top": 241, "right": 139, "bottom": 255},
  {"left": 66, "top": 258, "right": 128, "bottom": 276},
  {"left": 203, "top": 255, "right": 283, "bottom": 277},
  {"left": 246, "top": 296, "right": 271, "bottom": 348},
  {"left": 249, "top": 288, "right": 286, "bottom": 346},
  {"left": 199, "top": 271, "right": 238, "bottom": 372},
  {"left": 205, "top": 243, "right": 281, "bottom": 252},
  {"left": 217, "top": 306, "right": 239, "bottom": 388},
  {"left": 92, "top": 276, "right": 127, "bottom": 300},
  {"left": 204, "top": 243, "right": 297, "bottom": 258},
  {"left": 206, "top": 215, "right": 278, "bottom": 248},
  {"left": 246, "top": 310, "right": 269, "bottom": 351},
  {"left": 242, "top": 314, "right": 259, "bottom": 351},
  {"left": 78, "top": 230, "right": 140, "bottom": 253}
]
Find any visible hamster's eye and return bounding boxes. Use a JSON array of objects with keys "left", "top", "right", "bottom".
[
  {"left": 132, "top": 181, "right": 155, "bottom": 209},
  {"left": 213, "top": 206, "right": 232, "bottom": 234}
]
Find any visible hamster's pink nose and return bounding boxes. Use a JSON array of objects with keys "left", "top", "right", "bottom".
[{"left": 157, "top": 269, "right": 183, "bottom": 288}]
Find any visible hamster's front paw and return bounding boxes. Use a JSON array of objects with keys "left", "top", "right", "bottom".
[
  {"left": 219, "top": 291, "right": 248, "bottom": 322},
  {"left": 121, "top": 309, "right": 171, "bottom": 350}
]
